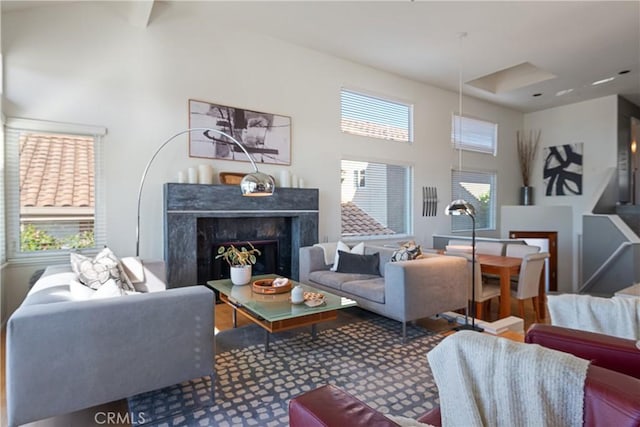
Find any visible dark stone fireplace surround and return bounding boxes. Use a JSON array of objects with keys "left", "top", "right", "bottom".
[{"left": 163, "top": 183, "right": 319, "bottom": 287}]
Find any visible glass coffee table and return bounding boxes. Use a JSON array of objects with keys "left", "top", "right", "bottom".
[{"left": 207, "top": 274, "right": 356, "bottom": 352}]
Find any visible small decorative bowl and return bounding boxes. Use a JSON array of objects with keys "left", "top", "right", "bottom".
[{"left": 252, "top": 278, "right": 292, "bottom": 294}]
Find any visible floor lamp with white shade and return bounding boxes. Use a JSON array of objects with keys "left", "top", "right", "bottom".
[{"left": 135, "top": 127, "right": 275, "bottom": 257}]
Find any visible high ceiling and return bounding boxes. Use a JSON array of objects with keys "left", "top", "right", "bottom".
[{"left": 4, "top": 1, "right": 640, "bottom": 113}]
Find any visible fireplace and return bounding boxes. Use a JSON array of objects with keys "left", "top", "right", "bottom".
[{"left": 163, "top": 184, "right": 319, "bottom": 287}]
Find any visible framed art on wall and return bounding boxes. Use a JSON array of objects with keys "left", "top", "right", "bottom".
[
  {"left": 543, "top": 142, "right": 583, "bottom": 196},
  {"left": 188, "top": 99, "right": 291, "bottom": 165}
]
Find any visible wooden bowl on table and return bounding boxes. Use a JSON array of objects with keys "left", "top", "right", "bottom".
[{"left": 252, "top": 278, "right": 292, "bottom": 294}]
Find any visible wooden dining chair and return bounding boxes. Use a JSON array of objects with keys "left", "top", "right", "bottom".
[{"left": 511, "top": 252, "right": 549, "bottom": 322}]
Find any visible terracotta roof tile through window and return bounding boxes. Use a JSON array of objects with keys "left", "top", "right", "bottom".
[{"left": 19, "top": 133, "right": 95, "bottom": 209}]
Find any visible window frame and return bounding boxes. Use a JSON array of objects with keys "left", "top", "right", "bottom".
[
  {"left": 340, "top": 88, "right": 414, "bottom": 143},
  {"left": 451, "top": 113, "right": 498, "bottom": 156},
  {"left": 340, "top": 158, "right": 413, "bottom": 240},
  {"left": 450, "top": 168, "right": 497, "bottom": 232},
  {"left": 5, "top": 118, "right": 107, "bottom": 260}
]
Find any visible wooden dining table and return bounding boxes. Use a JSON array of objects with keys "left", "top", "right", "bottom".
[{"left": 476, "top": 253, "right": 545, "bottom": 320}]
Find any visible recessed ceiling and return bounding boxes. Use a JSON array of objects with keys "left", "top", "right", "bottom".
[
  {"left": 467, "top": 62, "right": 557, "bottom": 95},
  {"left": 3, "top": 1, "right": 639, "bottom": 113}
]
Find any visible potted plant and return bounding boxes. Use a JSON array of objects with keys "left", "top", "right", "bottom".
[
  {"left": 216, "top": 242, "right": 261, "bottom": 285},
  {"left": 516, "top": 129, "right": 541, "bottom": 205}
]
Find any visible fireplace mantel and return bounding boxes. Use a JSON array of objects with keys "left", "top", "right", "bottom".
[{"left": 163, "top": 183, "right": 319, "bottom": 287}]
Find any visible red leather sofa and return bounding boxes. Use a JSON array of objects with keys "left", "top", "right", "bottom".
[{"left": 289, "top": 325, "right": 640, "bottom": 427}]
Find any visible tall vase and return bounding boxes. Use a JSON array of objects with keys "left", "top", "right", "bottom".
[
  {"left": 230, "top": 265, "right": 252, "bottom": 286},
  {"left": 519, "top": 186, "right": 534, "bottom": 205}
]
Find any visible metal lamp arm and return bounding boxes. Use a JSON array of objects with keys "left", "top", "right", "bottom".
[{"left": 135, "top": 127, "right": 260, "bottom": 257}]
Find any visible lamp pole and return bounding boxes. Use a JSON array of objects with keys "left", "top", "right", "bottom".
[{"left": 135, "top": 127, "right": 274, "bottom": 257}]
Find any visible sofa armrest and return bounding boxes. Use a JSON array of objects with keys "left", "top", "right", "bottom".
[
  {"left": 299, "top": 246, "right": 330, "bottom": 284},
  {"left": 526, "top": 324, "right": 640, "bottom": 379},
  {"left": 584, "top": 365, "right": 640, "bottom": 426},
  {"left": 384, "top": 256, "right": 468, "bottom": 322},
  {"left": 289, "top": 384, "right": 400, "bottom": 427},
  {"left": 6, "top": 286, "right": 214, "bottom": 427}
]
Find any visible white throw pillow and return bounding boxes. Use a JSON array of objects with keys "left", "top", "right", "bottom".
[
  {"left": 120, "top": 256, "right": 145, "bottom": 284},
  {"left": 70, "top": 247, "right": 135, "bottom": 292},
  {"left": 330, "top": 241, "right": 365, "bottom": 271},
  {"left": 70, "top": 278, "right": 94, "bottom": 300},
  {"left": 70, "top": 278, "right": 125, "bottom": 300}
]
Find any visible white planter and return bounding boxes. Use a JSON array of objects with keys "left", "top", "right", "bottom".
[{"left": 230, "top": 265, "right": 252, "bottom": 286}]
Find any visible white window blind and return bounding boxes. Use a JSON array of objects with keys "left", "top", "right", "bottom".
[
  {"left": 341, "top": 159, "right": 411, "bottom": 237},
  {"left": 0, "top": 120, "right": 5, "bottom": 264},
  {"left": 451, "top": 169, "right": 496, "bottom": 232},
  {"left": 452, "top": 114, "right": 497, "bottom": 155},
  {"left": 5, "top": 118, "right": 107, "bottom": 259},
  {"left": 341, "top": 89, "right": 413, "bottom": 143}
]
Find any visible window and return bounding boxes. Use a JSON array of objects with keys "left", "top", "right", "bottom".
[
  {"left": 5, "top": 118, "right": 107, "bottom": 258},
  {"left": 341, "top": 159, "right": 411, "bottom": 237},
  {"left": 340, "top": 89, "right": 413, "bottom": 143},
  {"left": 451, "top": 114, "right": 497, "bottom": 155},
  {"left": 450, "top": 169, "right": 496, "bottom": 232},
  {"left": 0, "top": 121, "right": 5, "bottom": 264}
]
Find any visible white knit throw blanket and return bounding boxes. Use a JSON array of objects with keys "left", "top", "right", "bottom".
[
  {"left": 427, "top": 331, "right": 589, "bottom": 427},
  {"left": 547, "top": 294, "right": 640, "bottom": 340},
  {"left": 313, "top": 242, "right": 338, "bottom": 265}
]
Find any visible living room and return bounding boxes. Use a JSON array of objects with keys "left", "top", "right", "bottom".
[{"left": 1, "top": 1, "right": 640, "bottom": 426}]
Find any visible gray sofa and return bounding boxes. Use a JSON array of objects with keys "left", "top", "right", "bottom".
[
  {"left": 299, "top": 244, "right": 468, "bottom": 339},
  {"left": 6, "top": 260, "right": 215, "bottom": 427}
]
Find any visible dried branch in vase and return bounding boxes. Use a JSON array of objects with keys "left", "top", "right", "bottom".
[{"left": 517, "top": 129, "right": 541, "bottom": 187}]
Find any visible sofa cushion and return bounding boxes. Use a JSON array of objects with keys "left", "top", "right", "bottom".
[
  {"left": 391, "top": 240, "right": 423, "bottom": 262},
  {"left": 70, "top": 247, "right": 135, "bottom": 292},
  {"left": 364, "top": 245, "right": 395, "bottom": 277},
  {"left": 336, "top": 251, "right": 380, "bottom": 276},
  {"left": 330, "top": 241, "right": 364, "bottom": 271},
  {"left": 308, "top": 270, "right": 380, "bottom": 291},
  {"left": 70, "top": 278, "right": 125, "bottom": 300},
  {"left": 341, "top": 277, "right": 385, "bottom": 304}
]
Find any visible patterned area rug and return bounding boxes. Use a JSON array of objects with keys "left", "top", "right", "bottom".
[{"left": 128, "top": 311, "right": 443, "bottom": 426}]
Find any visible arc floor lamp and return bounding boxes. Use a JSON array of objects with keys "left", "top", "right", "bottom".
[
  {"left": 444, "top": 199, "right": 483, "bottom": 332},
  {"left": 135, "top": 127, "right": 275, "bottom": 257}
]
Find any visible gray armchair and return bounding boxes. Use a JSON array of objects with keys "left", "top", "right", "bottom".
[{"left": 6, "top": 260, "right": 215, "bottom": 427}]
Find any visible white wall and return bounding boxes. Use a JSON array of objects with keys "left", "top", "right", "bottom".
[
  {"left": 523, "top": 95, "right": 618, "bottom": 289},
  {"left": 1, "top": 2, "right": 523, "bottom": 319}
]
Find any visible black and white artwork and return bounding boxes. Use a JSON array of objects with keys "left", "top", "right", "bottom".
[
  {"left": 543, "top": 143, "right": 583, "bottom": 196},
  {"left": 189, "top": 99, "right": 291, "bottom": 165}
]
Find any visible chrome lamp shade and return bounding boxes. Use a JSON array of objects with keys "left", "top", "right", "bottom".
[
  {"left": 444, "top": 199, "right": 475, "bottom": 217},
  {"left": 241, "top": 171, "right": 275, "bottom": 197}
]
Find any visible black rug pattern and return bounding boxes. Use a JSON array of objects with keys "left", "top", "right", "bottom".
[{"left": 128, "top": 313, "right": 443, "bottom": 426}]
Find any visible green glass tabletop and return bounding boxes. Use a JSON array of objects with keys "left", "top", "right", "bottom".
[{"left": 207, "top": 274, "right": 356, "bottom": 322}]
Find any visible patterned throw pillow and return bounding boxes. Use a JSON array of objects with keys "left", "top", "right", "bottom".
[
  {"left": 70, "top": 247, "right": 135, "bottom": 292},
  {"left": 391, "top": 241, "right": 423, "bottom": 262}
]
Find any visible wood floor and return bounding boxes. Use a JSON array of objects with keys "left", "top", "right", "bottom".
[{"left": 0, "top": 296, "right": 547, "bottom": 427}]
